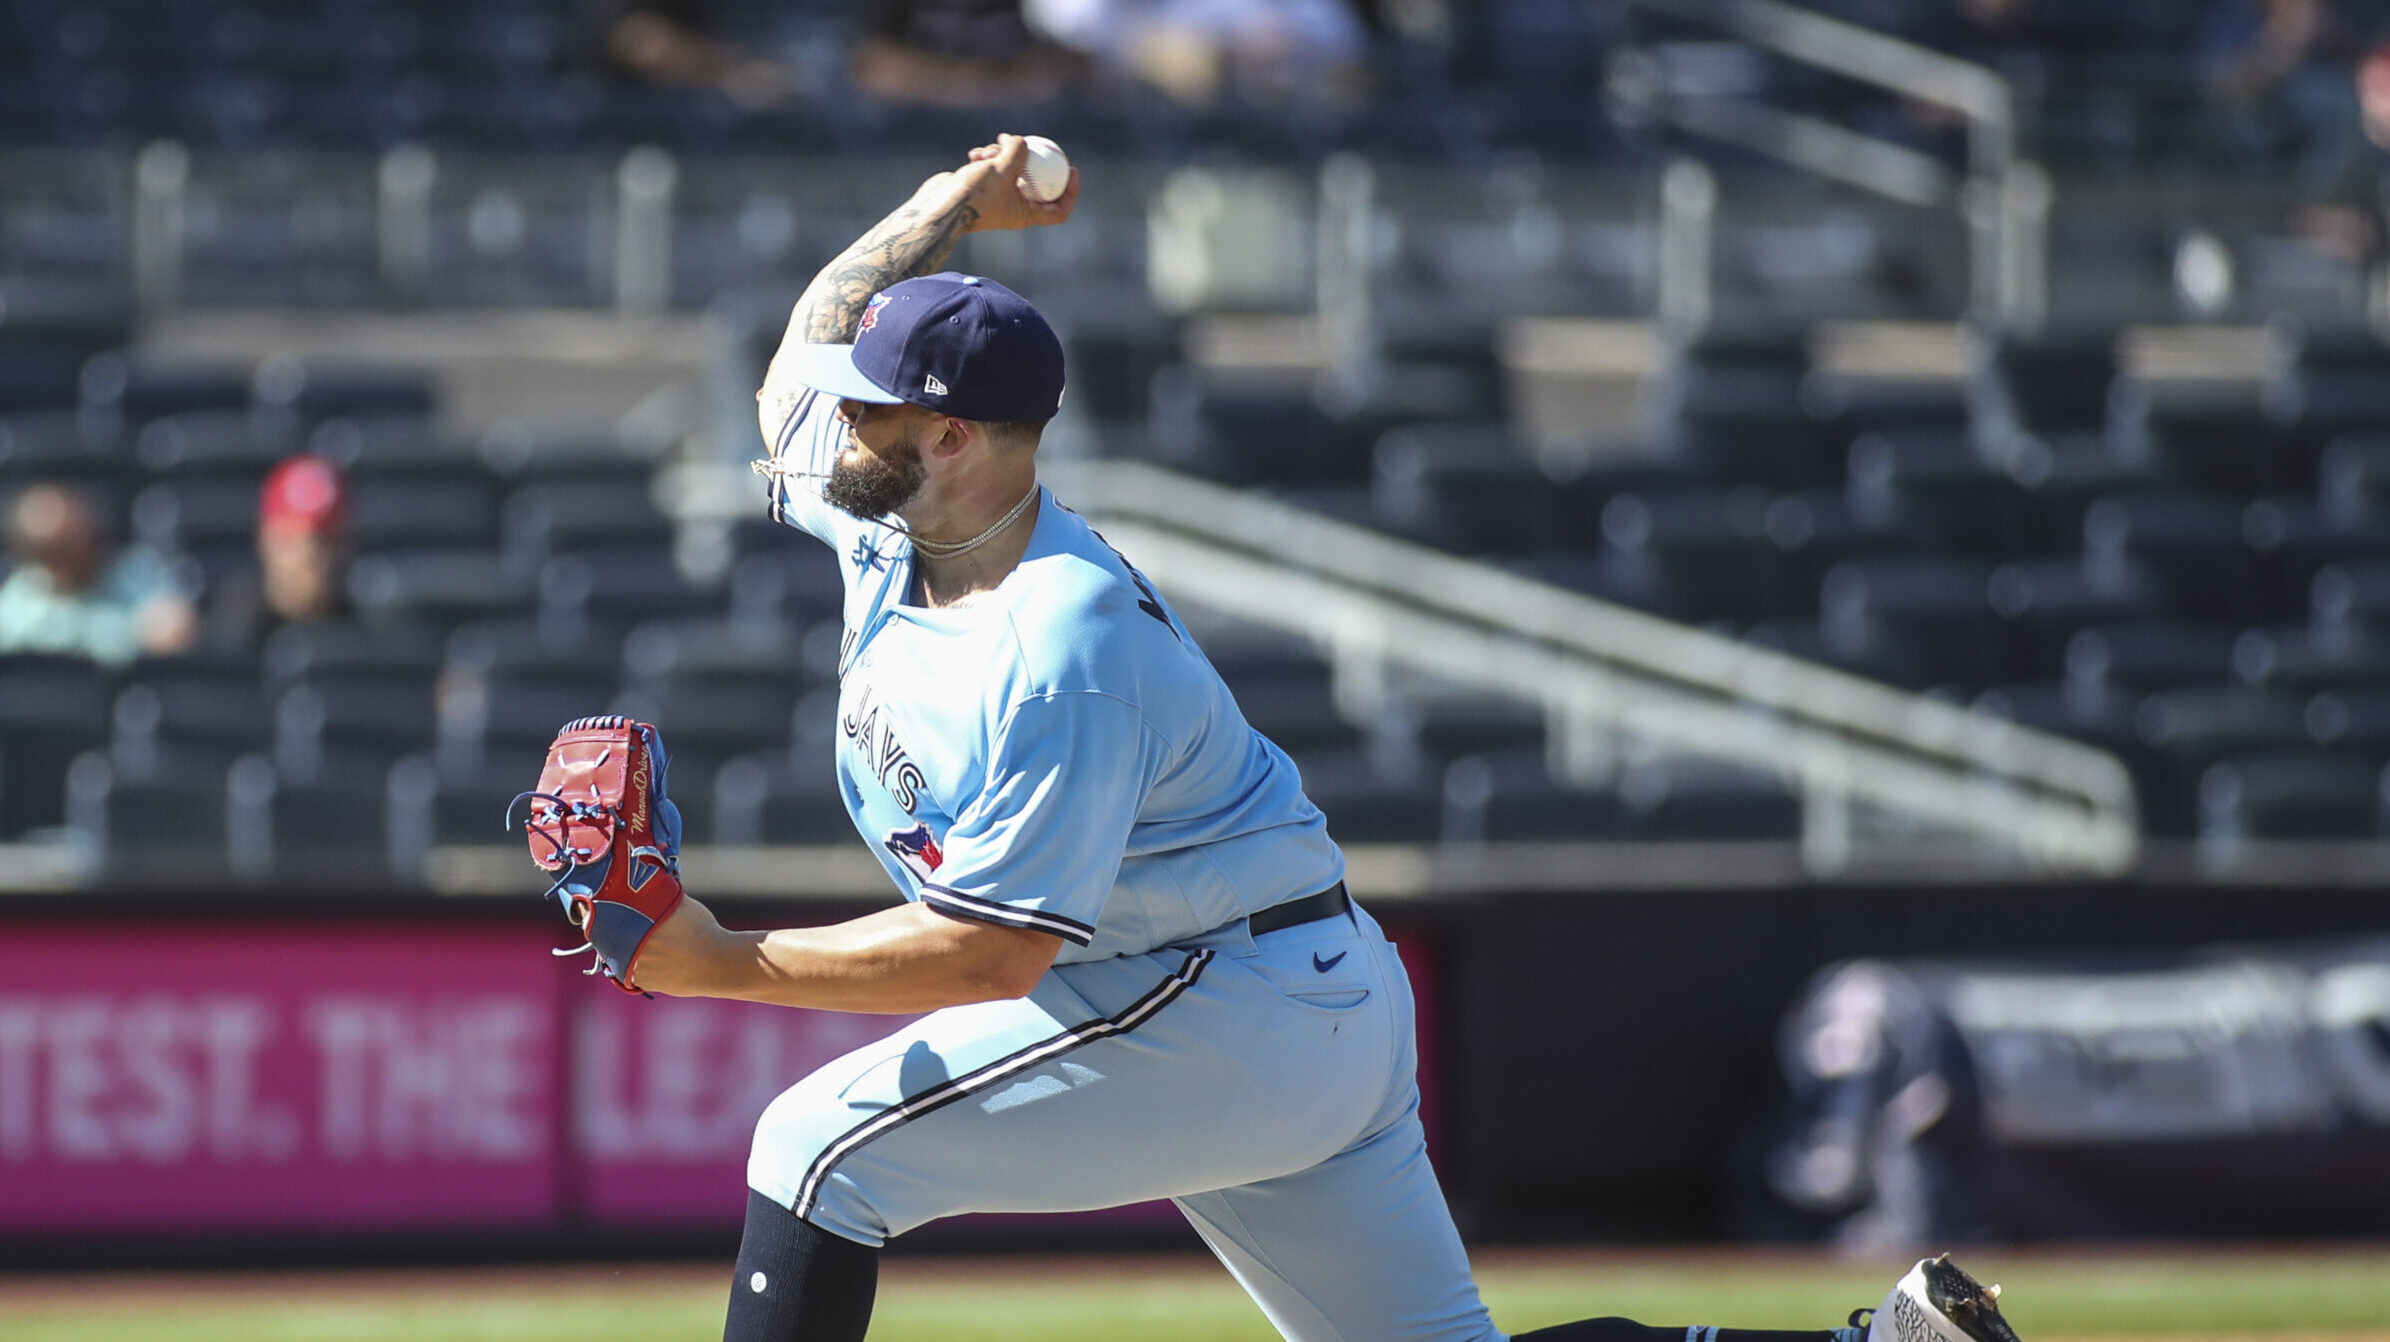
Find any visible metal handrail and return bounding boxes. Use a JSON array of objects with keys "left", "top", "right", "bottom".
[
  {"left": 1050, "top": 459, "right": 2138, "bottom": 876},
  {"left": 1620, "top": 0, "right": 2046, "bottom": 328},
  {"left": 1651, "top": 0, "right": 2012, "bottom": 153}
]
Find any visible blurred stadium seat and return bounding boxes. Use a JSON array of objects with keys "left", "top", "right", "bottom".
[
  {"left": 1286, "top": 745, "right": 1442, "bottom": 844},
  {"left": 108, "top": 658, "right": 272, "bottom": 780},
  {"left": 2199, "top": 751, "right": 2383, "bottom": 842},
  {"left": 0, "top": 651, "right": 114, "bottom": 838},
  {"left": 1442, "top": 746, "right": 1629, "bottom": 844},
  {"left": 64, "top": 750, "right": 233, "bottom": 882}
]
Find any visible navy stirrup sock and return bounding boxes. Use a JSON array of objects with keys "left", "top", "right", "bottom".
[{"left": 721, "top": 1188, "right": 879, "bottom": 1342}]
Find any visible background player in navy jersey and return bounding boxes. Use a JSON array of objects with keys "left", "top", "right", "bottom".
[{"left": 623, "top": 134, "right": 2023, "bottom": 1342}]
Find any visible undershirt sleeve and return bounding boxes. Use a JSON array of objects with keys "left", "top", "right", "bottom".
[{"left": 758, "top": 383, "right": 856, "bottom": 547}]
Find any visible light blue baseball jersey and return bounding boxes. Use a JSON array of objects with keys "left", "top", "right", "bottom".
[{"left": 765, "top": 388, "right": 1346, "bottom": 963}]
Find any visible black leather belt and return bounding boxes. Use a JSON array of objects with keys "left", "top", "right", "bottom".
[{"left": 1247, "top": 882, "right": 1350, "bottom": 937}]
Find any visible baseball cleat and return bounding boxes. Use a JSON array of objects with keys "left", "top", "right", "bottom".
[{"left": 1861, "top": 1255, "right": 2021, "bottom": 1342}]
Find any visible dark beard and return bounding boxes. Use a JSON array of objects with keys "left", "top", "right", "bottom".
[{"left": 822, "top": 439, "right": 926, "bottom": 521}]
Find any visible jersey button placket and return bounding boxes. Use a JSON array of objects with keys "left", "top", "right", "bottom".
[{"left": 843, "top": 606, "right": 895, "bottom": 679}]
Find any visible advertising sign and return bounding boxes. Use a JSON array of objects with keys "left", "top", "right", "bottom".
[
  {"left": 569, "top": 990, "right": 917, "bottom": 1226},
  {"left": 0, "top": 923, "right": 559, "bottom": 1231},
  {"left": 0, "top": 914, "right": 1441, "bottom": 1238}
]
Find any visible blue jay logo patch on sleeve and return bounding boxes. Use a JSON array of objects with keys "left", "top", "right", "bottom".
[{"left": 883, "top": 823, "right": 945, "bottom": 881}]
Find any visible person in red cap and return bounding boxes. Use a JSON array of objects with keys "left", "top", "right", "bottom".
[
  {"left": 193, "top": 454, "right": 354, "bottom": 653},
  {"left": 255, "top": 454, "right": 350, "bottom": 628}
]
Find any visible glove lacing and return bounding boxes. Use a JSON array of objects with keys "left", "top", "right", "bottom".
[{"left": 508, "top": 787, "right": 613, "bottom": 974}]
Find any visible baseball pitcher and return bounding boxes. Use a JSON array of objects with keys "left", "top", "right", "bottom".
[{"left": 522, "top": 134, "right": 2023, "bottom": 1342}]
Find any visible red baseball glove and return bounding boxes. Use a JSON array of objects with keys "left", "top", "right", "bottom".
[{"left": 513, "top": 715, "right": 685, "bottom": 995}]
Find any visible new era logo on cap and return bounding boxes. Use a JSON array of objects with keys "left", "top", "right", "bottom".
[{"left": 779, "top": 273, "right": 1066, "bottom": 424}]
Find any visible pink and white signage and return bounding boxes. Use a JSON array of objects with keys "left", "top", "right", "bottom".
[
  {"left": 0, "top": 922, "right": 561, "bottom": 1232},
  {"left": 0, "top": 915, "right": 1443, "bottom": 1238},
  {"left": 569, "top": 990, "right": 917, "bottom": 1227}
]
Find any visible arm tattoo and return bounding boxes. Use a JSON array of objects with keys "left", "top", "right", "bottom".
[{"left": 799, "top": 199, "right": 980, "bottom": 344}]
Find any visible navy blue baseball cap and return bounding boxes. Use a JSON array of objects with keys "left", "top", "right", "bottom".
[{"left": 780, "top": 273, "right": 1066, "bottom": 423}]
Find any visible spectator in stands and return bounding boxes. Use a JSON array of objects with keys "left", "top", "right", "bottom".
[
  {"left": 1022, "top": 0, "right": 1369, "bottom": 109},
  {"left": 256, "top": 455, "right": 351, "bottom": 627},
  {"left": 2281, "top": 35, "right": 2390, "bottom": 275},
  {"left": 0, "top": 482, "right": 195, "bottom": 667},
  {"left": 2359, "top": 36, "right": 2390, "bottom": 154},
  {"left": 202, "top": 455, "right": 353, "bottom": 650},
  {"left": 254, "top": 455, "right": 353, "bottom": 634},
  {"left": 2200, "top": 0, "right": 2363, "bottom": 188},
  {"left": 2280, "top": 38, "right": 2390, "bottom": 265},
  {"left": 586, "top": 0, "right": 803, "bottom": 108},
  {"left": 849, "top": 0, "right": 1086, "bottom": 108}
]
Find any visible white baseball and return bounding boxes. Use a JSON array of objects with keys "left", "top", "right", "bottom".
[{"left": 1018, "top": 136, "right": 1070, "bottom": 203}]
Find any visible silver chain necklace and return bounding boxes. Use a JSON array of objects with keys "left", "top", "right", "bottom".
[{"left": 902, "top": 482, "right": 1040, "bottom": 559}]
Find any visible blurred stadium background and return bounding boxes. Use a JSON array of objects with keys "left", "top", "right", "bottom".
[{"left": 3, "top": 0, "right": 2390, "bottom": 1333}]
